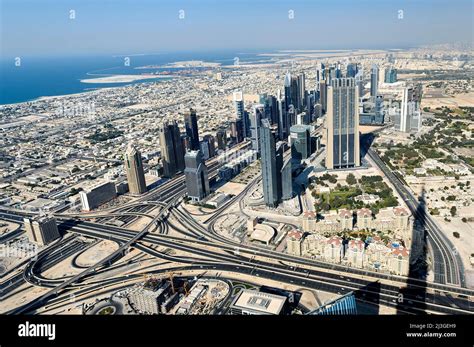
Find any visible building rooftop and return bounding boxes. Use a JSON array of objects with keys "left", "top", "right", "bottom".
[{"left": 232, "top": 289, "right": 286, "bottom": 315}]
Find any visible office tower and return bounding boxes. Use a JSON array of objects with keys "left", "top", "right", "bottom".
[
  {"left": 250, "top": 104, "right": 265, "bottom": 152},
  {"left": 79, "top": 181, "right": 117, "bottom": 211},
  {"left": 230, "top": 119, "right": 244, "bottom": 143},
  {"left": 181, "top": 134, "right": 192, "bottom": 151},
  {"left": 260, "top": 93, "right": 279, "bottom": 125},
  {"left": 314, "top": 103, "right": 323, "bottom": 119},
  {"left": 184, "top": 150, "right": 210, "bottom": 202},
  {"left": 259, "top": 93, "right": 272, "bottom": 121},
  {"left": 385, "top": 67, "right": 397, "bottom": 83},
  {"left": 346, "top": 63, "right": 358, "bottom": 78},
  {"left": 202, "top": 135, "right": 216, "bottom": 158},
  {"left": 326, "top": 78, "right": 360, "bottom": 169},
  {"left": 125, "top": 144, "right": 147, "bottom": 194},
  {"left": 297, "top": 73, "right": 306, "bottom": 112},
  {"left": 159, "top": 122, "right": 185, "bottom": 178},
  {"left": 319, "top": 80, "right": 327, "bottom": 114},
  {"left": 259, "top": 119, "right": 281, "bottom": 207},
  {"left": 399, "top": 86, "right": 422, "bottom": 133},
  {"left": 184, "top": 108, "right": 200, "bottom": 150},
  {"left": 23, "top": 215, "right": 60, "bottom": 246},
  {"left": 277, "top": 89, "right": 289, "bottom": 140},
  {"left": 355, "top": 69, "right": 364, "bottom": 97},
  {"left": 306, "top": 92, "right": 315, "bottom": 120},
  {"left": 284, "top": 72, "right": 298, "bottom": 113},
  {"left": 370, "top": 64, "right": 379, "bottom": 97},
  {"left": 233, "top": 91, "right": 249, "bottom": 137},
  {"left": 336, "top": 63, "right": 342, "bottom": 78},
  {"left": 200, "top": 140, "right": 210, "bottom": 160},
  {"left": 290, "top": 125, "right": 311, "bottom": 162},
  {"left": 375, "top": 95, "right": 385, "bottom": 124},
  {"left": 216, "top": 128, "right": 227, "bottom": 150},
  {"left": 281, "top": 158, "right": 293, "bottom": 200}
]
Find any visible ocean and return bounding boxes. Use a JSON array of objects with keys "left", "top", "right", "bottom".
[{"left": 0, "top": 51, "right": 274, "bottom": 105}]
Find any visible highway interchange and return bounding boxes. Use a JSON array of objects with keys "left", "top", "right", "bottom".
[{"left": 0, "top": 141, "right": 473, "bottom": 315}]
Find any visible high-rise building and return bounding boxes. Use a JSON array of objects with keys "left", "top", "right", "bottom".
[
  {"left": 79, "top": 181, "right": 117, "bottom": 211},
  {"left": 284, "top": 72, "right": 298, "bottom": 114},
  {"left": 184, "top": 150, "right": 210, "bottom": 202},
  {"left": 355, "top": 69, "right": 364, "bottom": 97},
  {"left": 202, "top": 135, "right": 216, "bottom": 158},
  {"left": 159, "top": 122, "right": 185, "bottom": 178},
  {"left": 233, "top": 91, "right": 249, "bottom": 137},
  {"left": 251, "top": 105, "right": 265, "bottom": 152},
  {"left": 230, "top": 119, "right": 244, "bottom": 143},
  {"left": 370, "top": 64, "right": 379, "bottom": 97},
  {"left": 23, "top": 215, "right": 60, "bottom": 246},
  {"left": 398, "top": 86, "right": 422, "bottom": 133},
  {"left": 277, "top": 89, "right": 289, "bottom": 140},
  {"left": 259, "top": 119, "right": 281, "bottom": 207},
  {"left": 290, "top": 125, "right": 311, "bottom": 162},
  {"left": 385, "top": 67, "right": 397, "bottom": 83},
  {"left": 184, "top": 108, "right": 200, "bottom": 150},
  {"left": 375, "top": 95, "right": 385, "bottom": 124},
  {"left": 297, "top": 73, "right": 306, "bottom": 112},
  {"left": 326, "top": 78, "right": 360, "bottom": 169},
  {"left": 319, "top": 80, "right": 327, "bottom": 114},
  {"left": 216, "top": 128, "right": 227, "bottom": 150},
  {"left": 125, "top": 144, "right": 147, "bottom": 194},
  {"left": 281, "top": 158, "right": 293, "bottom": 200},
  {"left": 346, "top": 63, "right": 358, "bottom": 78}
]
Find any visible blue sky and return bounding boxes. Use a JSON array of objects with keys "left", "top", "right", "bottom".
[{"left": 1, "top": 0, "right": 472, "bottom": 57}]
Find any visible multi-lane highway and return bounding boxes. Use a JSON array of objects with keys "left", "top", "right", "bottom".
[{"left": 1, "top": 139, "right": 472, "bottom": 315}]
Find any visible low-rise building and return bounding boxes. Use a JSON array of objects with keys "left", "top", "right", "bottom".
[
  {"left": 229, "top": 289, "right": 287, "bottom": 315},
  {"left": 23, "top": 215, "right": 60, "bottom": 246}
]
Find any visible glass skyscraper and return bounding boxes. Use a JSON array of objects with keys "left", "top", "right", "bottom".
[{"left": 326, "top": 78, "right": 360, "bottom": 169}]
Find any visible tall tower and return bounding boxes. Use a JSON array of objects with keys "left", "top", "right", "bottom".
[
  {"left": 259, "top": 119, "right": 281, "bottom": 207},
  {"left": 233, "top": 91, "right": 249, "bottom": 137},
  {"left": 251, "top": 105, "right": 265, "bottom": 152},
  {"left": 159, "top": 121, "right": 185, "bottom": 178},
  {"left": 184, "top": 150, "right": 210, "bottom": 202},
  {"left": 326, "top": 78, "right": 360, "bottom": 170},
  {"left": 370, "top": 64, "right": 379, "bottom": 97},
  {"left": 184, "top": 108, "right": 200, "bottom": 150},
  {"left": 125, "top": 144, "right": 147, "bottom": 194}
]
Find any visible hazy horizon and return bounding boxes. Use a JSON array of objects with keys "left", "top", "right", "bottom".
[{"left": 1, "top": 0, "right": 472, "bottom": 58}]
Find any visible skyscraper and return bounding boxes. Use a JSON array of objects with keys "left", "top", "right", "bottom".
[
  {"left": 297, "top": 73, "right": 306, "bottom": 112},
  {"left": 326, "top": 78, "right": 360, "bottom": 169},
  {"left": 284, "top": 72, "right": 298, "bottom": 114},
  {"left": 398, "top": 86, "right": 422, "bottom": 133},
  {"left": 346, "top": 63, "right": 358, "bottom": 78},
  {"left": 125, "top": 144, "right": 147, "bottom": 194},
  {"left": 184, "top": 108, "right": 200, "bottom": 150},
  {"left": 319, "top": 80, "right": 327, "bottom": 114},
  {"left": 355, "top": 69, "right": 364, "bottom": 98},
  {"left": 216, "top": 128, "right": 227, "bottom": 150},
  {"left": 281, "top": 157, "right": 293, "bottom": 200},
  {"left": 250, "top": 105, "right": 265, "bottom": 152},
  {"left": 385, "top": 67, "right": 397, "bottom": 83},
  {"left": 290, "top": 125, "right": 311, "bottom": 162},
  {"left": 277, "top": 89, "right": 289, "bottom": 140},
  {"left": 233, "top": 91, "right": 249, "bottom": 137},
  {"left": 159, "top": 121, "right": 185, "bottom": 178},
  {"left": 184, "top": 150, "right": 210, "bottom": 202},
  {"left": 370, "top": 64, "right": 379, "bottom": 97},
  {"left": 259, "top": 119, "right": 281, "bottom": 207}
]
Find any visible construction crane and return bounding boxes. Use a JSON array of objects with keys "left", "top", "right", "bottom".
[
  {"left": 183, "top": 281, "right": 189, "bottom": 296},
  {"left": 166, "top": 271, "right": 175, "bottom": 293}
]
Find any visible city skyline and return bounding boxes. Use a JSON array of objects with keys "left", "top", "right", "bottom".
[{"left": 0, "top": 1, "right": 472, "bottom": 342}]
